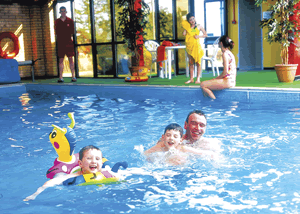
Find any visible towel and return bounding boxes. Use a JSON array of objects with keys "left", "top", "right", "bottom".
[
  {"left": 182, "top": 20, "right": 204, "bottom": 64},
  {"left": 157, "top": 41, "right": 178, "bottom": 67}
]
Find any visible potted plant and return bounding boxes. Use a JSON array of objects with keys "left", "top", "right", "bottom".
[
  {"left": 256, "top": 0, "right": 300, "bottom": 82},
  {"left": 115, "top": 0, "right": 150, "bottom": 81}
]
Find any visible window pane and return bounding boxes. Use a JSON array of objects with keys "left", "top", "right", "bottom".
[
  {"left": 75, "top": 0, "right": 91, "bottom": 44},
  {"left": 97, "top": 45, "right": 113, "bottom": 77},
  {"left": 56, "top": 2, "right": 71, "bottom": 19},
  {"left": 194, "top": 0, "right": 206, "bottom": 70},
  {"left": 195, "top": 0, "right": 205, "bottom": 27},
  {"left": 143, "top": 45, "right": 157, "bottom": 77},
  {"left": 78, "top": 45, "right": 93, "bottom": 77},
  {"left": 144, "top": 0, "right": 156, "bottom": 41},
  {"left": 176, "top": 0, "right": 189, "bottom": 40},
  {"left": 178, "top": 41, "right": 187, "bottom": 74},
  {"left": 159, "top": 0, "right": 173, "bottom": 40},
  {"left": 61, "top": 56, "right": 74, "bottom": 77},
  {"left": 94, "top": 0, "right": 111, "bottom": 43},
  {"left": 117, "top": 44, "right": 130, "bottom": 77},
  {"left": 114, "top": 4, "right": 123, "bottom": 42},
  {"left": 205, "top": 2, "right": 221, "bottom": 37}
]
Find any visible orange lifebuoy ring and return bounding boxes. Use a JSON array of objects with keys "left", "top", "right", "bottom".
[{"left": 0, "top": 32, "right": 19, "bottom": 59}]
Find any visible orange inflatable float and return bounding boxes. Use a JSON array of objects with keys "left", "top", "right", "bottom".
[{"left": 125, "top": 66, "right": 149, "bottom": 82}]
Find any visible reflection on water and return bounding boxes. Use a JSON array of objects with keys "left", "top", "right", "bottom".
[
  {"left": 0, "top": 90, "right": 300, "bottom": 213},
  {"left": 19, "top": 93, "right": 31, "bottom": 108}
]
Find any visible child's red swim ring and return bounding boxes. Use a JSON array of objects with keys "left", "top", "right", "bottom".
[{"left": 0, "top": 32, "right": 20, "bottom": 59}]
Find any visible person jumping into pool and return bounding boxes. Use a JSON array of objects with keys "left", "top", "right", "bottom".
[
  {"left": 155, "top": 110, "right": 221, "bottom": 155},
  {"left": 182, "top": 13, "right": 207, "bottom": 84},
  {"left": 24, "top": 145, "right": 127, "bottom": 201},
  {"left": 144, "top": 123, "right": 215, "bottom": 165},
  {"left": 200, "top": 35, "right": 237, "bottom": 99}
]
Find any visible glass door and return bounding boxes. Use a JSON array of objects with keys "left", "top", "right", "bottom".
[
  {"left": 94, "top": 0, "right": 114, "bottom": 77},
  {"left": 54, "top": 0, "right": 77, "bottom": 78},
  {"left": 196, "top": 0, "right": 225, "bottom": 71},
  {"left": 142, "top": 0, "right": 157, "bottom": 77},
  {"left": 74, "top": 0, "right": 93, "bottom": 77},
  {"left": 177, "top": 0, "right": 190, "bottom": 75}
]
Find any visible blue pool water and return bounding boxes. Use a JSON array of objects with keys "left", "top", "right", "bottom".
[{"left": 1, "top": 84, "right": 300, "bottom": 214}]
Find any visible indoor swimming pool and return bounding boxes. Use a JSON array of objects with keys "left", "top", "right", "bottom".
[{"left": 1, "top": 84, "right": 300, "bottom": 214}]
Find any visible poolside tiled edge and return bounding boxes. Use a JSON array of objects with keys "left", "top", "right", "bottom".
[
  {"left": 233, "top": 86, "right": 300, "bottom": 91},
  {"left": 4, "top": 83, "right": 300, "bottom": 102}
]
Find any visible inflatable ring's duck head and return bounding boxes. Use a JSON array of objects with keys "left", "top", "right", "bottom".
[{"left": 49, "top": 113, "right": 76, "bottom": 162}]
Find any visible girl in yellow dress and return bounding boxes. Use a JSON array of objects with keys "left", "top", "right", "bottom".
[{"left": 182, "top": 13, "right": 207, "bottom": 84}]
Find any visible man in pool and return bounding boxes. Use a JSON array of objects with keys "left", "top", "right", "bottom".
[
  {"left": 144, "top": 123, "right": 215, "bottom": 165},
  {"left": 156, "top": 110, "right": 221, "bottom": 154}
]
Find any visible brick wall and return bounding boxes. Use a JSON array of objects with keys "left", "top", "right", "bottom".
[
  {"left": 0, "top": 0, "right": 57, "bottom": 78},
  {"left": 41, "top": 0, "right": 57, "bottom": 77}
]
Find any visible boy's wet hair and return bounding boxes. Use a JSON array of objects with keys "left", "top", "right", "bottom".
[
  {"left": 164, "top": 123, "right": 183, "bottom": 137},
  {"left": 79, "top": 145, "right": 101, "bottom": 160},
  {"left": 185, "top": 110, "right": 206, "bottom": 124}
]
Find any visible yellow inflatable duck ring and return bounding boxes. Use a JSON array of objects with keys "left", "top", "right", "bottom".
[
  {"left": 46, "top": 113, "right": 114, "bottom": 180},
  {"left": 46, "top": 113, "right": 80, "bottom": 179}
]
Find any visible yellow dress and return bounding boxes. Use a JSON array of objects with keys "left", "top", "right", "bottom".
[{"left": 182, "top": 20, "right": 204, "bottom": 64}]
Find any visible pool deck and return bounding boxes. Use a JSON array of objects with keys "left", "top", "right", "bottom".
[{"left": 1, "top": 70, "right": 300, "bottom": 101}]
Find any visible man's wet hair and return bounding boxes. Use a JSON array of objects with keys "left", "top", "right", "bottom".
[
  {"left": 164, "top": 123, "right": 183, "bottom": 137},
  {"left": 185, "top": 110, "right": 206, "bottom": 124},
  {"left": 59, "top": 6, "right": 67, "bottom": 12},
  {"left": 79, "top": 145, "right": 101, "bottom": 160}
]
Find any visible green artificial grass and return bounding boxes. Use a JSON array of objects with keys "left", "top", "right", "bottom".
[
  {"left": 235, "top": 70, "right": 300, "bottom": 88},
  {"left": 21, "top": 70, "right": 300, "bottom": 89}
]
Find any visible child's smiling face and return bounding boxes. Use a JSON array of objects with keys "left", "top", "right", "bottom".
[
  {"left": 163, "top": 129, "right": 182, "bottom": 150},
  {"left": 79, "top": 149, "right": 103, "bottom": 174}
]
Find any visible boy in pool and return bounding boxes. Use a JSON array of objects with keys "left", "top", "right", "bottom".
[
  {"left": 144, "top": 123, "right": 214, "bottom": 165},
  {"left": 24, "top": 145, "right": 126, "bottom": 201}
]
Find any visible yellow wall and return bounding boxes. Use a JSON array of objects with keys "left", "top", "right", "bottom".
[
  {"left": 227, "top": 0, "right": 281, "bottom": 69},
  {"left": 227, "top": 0, "right": 239, "bottom": 66},
  {"left": 261, "top": 0, "right": 281, "bottom": 67}
]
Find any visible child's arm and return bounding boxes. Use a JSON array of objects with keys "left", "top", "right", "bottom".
[
  {"left": 199, "top": 25, "right": 207, "bottom": 38},
  {"left": 23, "top": 172, "right": 81, "bottom": 201},
  {"left": 144, "top": 144, "right": 164, "bottom": 155},
  {"left": 194, "top": 25, "right": 207, "bottom": 39},
  {"left": 144, "top": 135, "right": 166, "bottom": 155}
]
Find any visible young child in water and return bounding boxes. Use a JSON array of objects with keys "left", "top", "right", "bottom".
[
  {"left": 144, "top": 123, "right": 214, "bottom": 165},
  {"left": 24, "top": 145, "right": 125, "bottom": 201}
]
